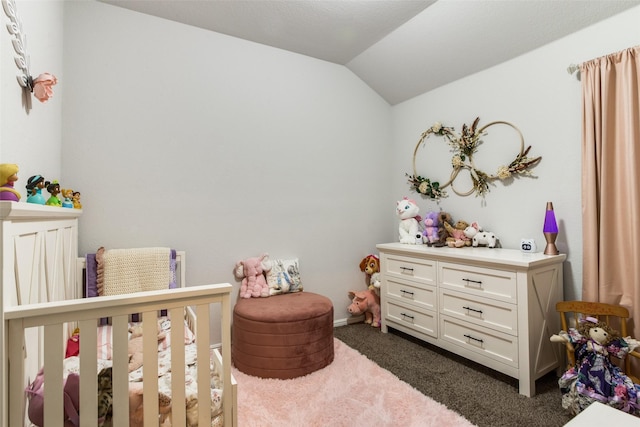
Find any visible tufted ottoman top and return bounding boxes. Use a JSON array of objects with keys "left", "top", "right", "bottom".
[{"left": 233, "top": 292, "right": 332, "bottom": 322}]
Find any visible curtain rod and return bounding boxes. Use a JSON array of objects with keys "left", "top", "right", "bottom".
[{"left": 567, "top": 63, "right": 581, "bottom": 81}]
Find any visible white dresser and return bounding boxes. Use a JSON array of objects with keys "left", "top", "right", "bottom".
[{"left": 377, "top": 242, "right": 566, "bottom": 397}]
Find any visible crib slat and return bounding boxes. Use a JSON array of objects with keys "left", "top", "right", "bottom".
[
  {"left": 7, "top": 319, "right": 26, "bottom": 427},
  {"left": 170, "top": 307, "right": 186, "bottom": 427},
  {"left": 196, "top": 304, "right": 211, "bottom": 427},
  {"left": 112, "top": 315, "right": 129, "bottom": 426},
  {"left": 142, "top": 311, "right": 160, "bottom": 426},
  {"left": 43, "top": 323, "right": 64, "bottom": 427},
  {"left": 79, "top": 318, "right": 98, "bottom": 425}
]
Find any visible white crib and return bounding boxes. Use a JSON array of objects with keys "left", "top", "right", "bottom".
[{"left": 0, "top": 202, "right": 237, "bottom": 426}]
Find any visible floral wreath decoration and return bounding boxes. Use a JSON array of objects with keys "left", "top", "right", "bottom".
[{"left": 406, "top": 117, "right": 541, "bottom": 199}]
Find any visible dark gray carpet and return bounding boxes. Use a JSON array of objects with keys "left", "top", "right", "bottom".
[{"left": 334, "top": 323, "right": 572, "bottom": 427}]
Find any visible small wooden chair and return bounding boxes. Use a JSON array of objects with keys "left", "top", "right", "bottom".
[{"left": 555, "top": 300, "right": 640, "bottom": 383}]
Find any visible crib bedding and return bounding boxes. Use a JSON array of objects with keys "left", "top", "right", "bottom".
[{"left": 28, "top": 316, "right": 225, "bottom": 427}]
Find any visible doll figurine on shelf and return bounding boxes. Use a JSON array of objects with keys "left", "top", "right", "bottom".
[
  {"left": 72, "top": 191, "right": 82, "bottom": 209},
  {"left": 61, "top": 188, "right": 74, "bottom": 208},
  {"left": 45, "top": 181, "right": 62, "bottom": 207},
  {"left": 0, "top": 163, "right": 21, "bottom": 201},
  {"left": 25, "top": 175, "right": 48, "bottom": 205}
]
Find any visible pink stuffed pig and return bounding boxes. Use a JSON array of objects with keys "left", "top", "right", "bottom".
[
  {"left": 235, "top": 254, "right": 271, "bottom": 298},
  {"left": 348, "top": 289, "right": 381, "bottom": 327}
]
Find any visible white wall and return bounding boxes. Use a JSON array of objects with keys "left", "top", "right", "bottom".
[
  {"left": 391, "top": 5, "right": 640, "bottom": 301},
  {"left": 60, "top": 0, "right": 393, "bottom": 334},
  {"left": 3, "top": 1, "right": 640, "bottom": 336},
  {"left": 1, "top": 0, "right": 64, "bottom": 185}
]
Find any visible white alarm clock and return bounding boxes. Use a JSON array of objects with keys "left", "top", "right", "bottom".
[{"left": 520, "top": 238, "right": 537, "bottom": 253}]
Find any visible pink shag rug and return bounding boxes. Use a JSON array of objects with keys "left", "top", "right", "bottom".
[{"left": 232, "top": 338, "right": 476, "bottom": 426}]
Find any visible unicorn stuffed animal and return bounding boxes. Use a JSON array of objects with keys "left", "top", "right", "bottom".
[{"left": 396, "top": 197, "right": 422, "bottom": 244}]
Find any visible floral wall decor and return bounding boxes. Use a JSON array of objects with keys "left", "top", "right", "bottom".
[
  {"left": 2, "top": 0, "right": 57, "bottom": 104},
  {"left": 406, "top": 117, "right": 541, "bottom": 199}
]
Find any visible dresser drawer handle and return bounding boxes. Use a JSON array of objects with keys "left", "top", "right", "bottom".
[
  {"left": 464, "top": 334, "right": 484, "bottom": 344},
  {"left": 400, "top": 289, "right": 415, "bottom": 297},
  {"left": 400, "top": 312, "right": 415, "bottom": 321},
  {"left": 400, "top": 266, "right": 414, "bottom": 273},
  {"left": 463, "top": 278, "right": 483, "bottom": 286},
  {"left": 463, "top": 306, "right": 483, "bottom": 314}
]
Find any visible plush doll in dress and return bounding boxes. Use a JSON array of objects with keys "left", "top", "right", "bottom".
[
  {"left": 396, "top": 197, "right": 422, "bottom": 244},
  {"left": 551, "top": 317, "right": 640, "bottom": 416},
  {"left": 234, "top": 254, "right": 272, "bottom": 298}
]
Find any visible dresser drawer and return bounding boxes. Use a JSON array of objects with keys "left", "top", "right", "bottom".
[
  {"left": 439, "top": 262, "right": 516, "bottom": 303},
  {"left": 440, "top": 316, "right": 518, "bottom": 368},
  {"left": 385, "top": 299, "right": 437, "bottom": 338},
  {"left": 386, "top": 276, "right": 436, "bottom": 312},
  {"left": 440, "top": 288, "right": 517, "bottom": 336},
  {"left": 383, "top": 253, "right": 436, "bottom": 285}
]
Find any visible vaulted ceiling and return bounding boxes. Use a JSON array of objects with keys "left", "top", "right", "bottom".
[{"left": 100, "top": 0, "right": 640, "bottom": 105}]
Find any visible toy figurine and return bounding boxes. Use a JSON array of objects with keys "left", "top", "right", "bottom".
[
  {"left": 0, "top": 163, "right": 21, "bottom": 201},
  {"left": 72, "top": 191, "right": 82, "bottom": 209},
  {"left": 61, "top": 188, "right": 74, "bottom": 208},
  {"left": 45, "top": 181, "right": 62, "bottom": 207},
  {"left": 25, "top": 175, "right": 48, "bottom": 204}
]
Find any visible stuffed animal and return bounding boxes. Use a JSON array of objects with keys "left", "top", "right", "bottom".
[
  {"left": 551, "top": 317, "right": 640, "bottom": 416},
  {"left": 444, "top": 219, "right": 471, "bottom": 248},
  {"left": 422, "top": 211, "right": 441, "bottom": 246},
  {"left": 347, "top": 289, "right": 381, "bottom": 327},
  {"left": 128, "top": 321, "right": 167, "bottom": 373},
  {"left": 437, "top": 212, "right": 453, "bottom": 246},
  {"left": 396, "top": 197, "right": 422, "bottom": 244},
  {"left": 128, "top": 381, "right": 172, "bottom": 427},
  {"left": 463, "top": 222, "right": 498, "bottom": 248},
  {"left": 234, "top": 253, "right": 272, "bottom": 298},
  {"left": 359, "top": 254, "right": 380, "bottom": 294},
  {"left": 369, "top": 272, "right": 381, "bottom": 295}
]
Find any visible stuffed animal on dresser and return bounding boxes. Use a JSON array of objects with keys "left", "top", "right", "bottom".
[
  {"left": 396, "top": 197, "right": 422, "bottom": 244},
  {"left": 422, "top": 211, "right": 441, "bottom": 246},
  {"left": 234, "top": 253, "right": 272, "bottom": 298},
  {"left": 444, "top": 220, "right": 471, "bottom": 248},
  {"left": 464, "top": 222, "right": 498, "bottom": 248}
]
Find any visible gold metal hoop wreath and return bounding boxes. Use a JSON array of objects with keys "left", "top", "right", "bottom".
[{"left": 406, "top": 117, "right": 541, "bottom": 199}]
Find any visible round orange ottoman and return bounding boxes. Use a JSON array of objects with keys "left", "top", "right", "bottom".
[{"left": 232, "top": 292, "right": 334, "bottom": 379}]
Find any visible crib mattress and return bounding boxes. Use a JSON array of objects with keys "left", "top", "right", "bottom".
[{"left": 232, "top": 292, "right": 334, "bottom": 379}]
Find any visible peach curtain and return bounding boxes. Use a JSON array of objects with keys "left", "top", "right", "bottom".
[{"left": 582, "top": 46, "right": 640, "bottom": 338}]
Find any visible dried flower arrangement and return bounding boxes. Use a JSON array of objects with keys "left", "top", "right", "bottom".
[{"left": 407, "top": 118, "right": 541, "bottom": 199}]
